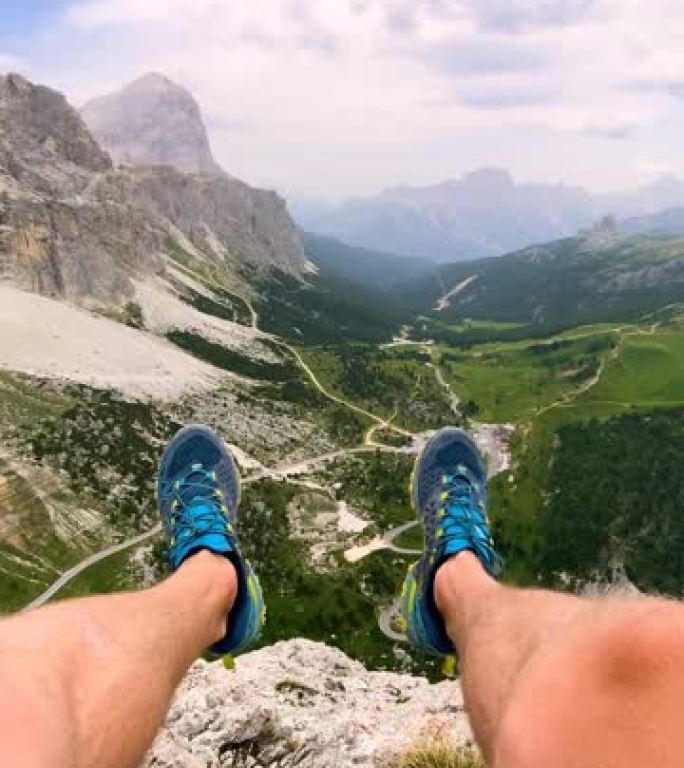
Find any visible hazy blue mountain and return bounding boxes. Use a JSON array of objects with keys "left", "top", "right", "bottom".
[
  {"left": 619, "top": 207, "right": 684, "bottom": 236},
  {"left": 295, "top": 170, "right": 684, "bottom": 266},
  {"left": 81, "top": 73, "right": 222, "bottom": 175},
  {"left": 295, "top": 169, "right": 598, "bottom": 263},
  {"left": 598, "top": 176, "right": 684, "bottom": 220}
]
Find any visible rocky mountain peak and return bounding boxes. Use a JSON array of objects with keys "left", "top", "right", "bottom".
[
  {"left": 81, "top": 73, "right": 222, "bottom": 175},
  {"left": 0, "top": 73, "right": 111, "bottom": 175},
  {"left": 125, "top": 72, "right": 182, "bottom": 94},
  {"left": 1, "top": 73, "right": 308, "bottom": 305},
  {"left": 459, "top": 167, "right": 514, "bottom": 191}
]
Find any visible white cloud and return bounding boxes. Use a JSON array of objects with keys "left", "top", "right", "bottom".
[
  {"left": 14, "top": 0, "right": 684, "bottom": 197},
  {"left": 462, "top": 0, "right": 596, "bottom": 32}
]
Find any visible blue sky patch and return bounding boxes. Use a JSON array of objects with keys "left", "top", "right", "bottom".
[{"left": 2, "top": 0, "right": 69, "bottom": 42}]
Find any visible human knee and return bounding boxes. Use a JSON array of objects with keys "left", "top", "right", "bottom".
[
  {"left": 491, "top": 601, "right": 684, "bottom": 767},
  {"left": 586, "top": 602, "right": 684, "bottom": 690}
]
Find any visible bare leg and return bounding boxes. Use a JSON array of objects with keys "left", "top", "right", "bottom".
[
  {"left": 436, "top": 552, "right": 684, "bottom": 767},
  {"left": 0, "top": 551, "right": 235, "bottom": 768}
]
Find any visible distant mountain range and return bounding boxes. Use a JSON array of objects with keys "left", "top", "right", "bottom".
[
  {"left": 295, "top": 169, "right": 684, "bottom": 263},
  {"left": 299, "top": 219, "right": 684, "bottom": 334},
  {"left": 620, "top": 207, "right": 684, "bottom": 236}
]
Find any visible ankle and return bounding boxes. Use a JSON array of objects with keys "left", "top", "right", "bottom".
[
  {"left": 177, "top": 550, "right": 238, "bottom": 644},
  {"left": 434, "top": 550, "right": 497, "bottom": 620}
]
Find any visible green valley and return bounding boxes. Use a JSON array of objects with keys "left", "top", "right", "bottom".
[{"left": 3, "top": 211, "right": 684, "bottom": 679}]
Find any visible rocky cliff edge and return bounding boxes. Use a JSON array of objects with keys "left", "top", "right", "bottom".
[{"left": 147, "top": 639, "right": 472, "bottom": 768}]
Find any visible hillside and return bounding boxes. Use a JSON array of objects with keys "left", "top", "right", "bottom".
[
  {"left": 412, "top": 226, "right": 684, "bottom": 333},
  {"left": 302, "top": 232, "right": 436, "bottom": 291}
]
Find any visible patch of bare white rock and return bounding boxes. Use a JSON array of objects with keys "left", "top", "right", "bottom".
[
  {"left": 146, "top": 639, "right": 472, "bottom": 768},
  {"left": 134, "top": 278, "right": 274, "bottom": 361},
  {"left": 0, "top": 284, "right": 219, "bottom": 400}
]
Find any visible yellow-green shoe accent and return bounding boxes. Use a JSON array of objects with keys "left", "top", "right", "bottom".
[
  {"left": 158, "top": 424, "right": 265, "bottom": 657},
  {"left": 399, "top": 427, "right": 503, "bottom": 656}
]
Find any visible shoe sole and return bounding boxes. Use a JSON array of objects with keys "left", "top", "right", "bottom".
[{"left": 157, "top": 423, "right": 241, "bottom": 521}]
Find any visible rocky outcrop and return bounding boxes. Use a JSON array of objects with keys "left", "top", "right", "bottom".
[
  {"left": 0, "top": 73, "right": 162, "bottom": 302},
  {"left": 0, "top": 73, "right": 308, "bottom": 305},
  {"left": 146, "top": 639, "right": 472, "bottom": 768},
  {"left": 0, "top": 73, "right": 110, "bottom": 186},
  {"left": 107, "top": 166, "right": 308, "bottom": 274},
  {"left": 81, "top": 73, "right": 308, "bottom": 276},
  {"left": 81, "top": 73, "right": 222, "bottom": 175}
]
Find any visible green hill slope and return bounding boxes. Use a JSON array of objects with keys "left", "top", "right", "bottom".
[
  {"left": 302, "top": 232, "right": 437, "bottom": 292},
  {"left": 410, "top": 230, "right": 684, "bottom": 332}
]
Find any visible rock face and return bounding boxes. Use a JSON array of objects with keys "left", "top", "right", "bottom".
[
  {"left": 81, "top": 73, "right": 221, "bottom": 175},
  {"left": 102, "top": 165, "right": 308, "bottom": 275},
  {"left": 79, "top": 73, "right": 308, "bottom": 275},
  {"left": 146, "top": 639, "right": 472, "bottom": 768},
  {"left": 0, "top": 73, "right": 162, "bottom": 303},
  {"left": 0, "top": 73, "right": 110, "bottom": 181},
  {"left": 0, "top": 73, "right": 308, "bottom": 305}
]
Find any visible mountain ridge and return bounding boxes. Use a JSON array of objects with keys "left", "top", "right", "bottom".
[
  {"left": 409, "top": 226, "right": 684, "bottom": 332},
  {"left": 295, "top": 169, "right": 684, "bottom": 264},
  {"left": 0, "top": 73, "right": 309, "bottom": 305}
]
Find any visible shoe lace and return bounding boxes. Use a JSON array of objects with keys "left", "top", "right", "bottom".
[
  {"left": 161, "top": 464, "right": 231, "bottom": 547},
  {"left": 440, "top": 470, "right": 498, "bottom": 564}
]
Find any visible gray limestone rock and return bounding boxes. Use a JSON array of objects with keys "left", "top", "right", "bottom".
[
  {"left": 0, "top": 73, "right": 161, "bottom": 302},
  {"left": 0, "top": 73, "right": 111, "bottom": 179},
  {"left": 81, "top": 73, "right": 222, "bottom": 175},
  {"left": 145, "top": 639, "right": 472, "bottom": 768},
  {"left": 102, "top": 165, "right": 307, "bottom": 274},
  {"left": 0, "top": 73, "right": 308, "bottom": 304}
]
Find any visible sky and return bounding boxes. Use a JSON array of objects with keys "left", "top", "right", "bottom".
[{"left": 3, "top": 0, "right": 684, "bottom": 200}]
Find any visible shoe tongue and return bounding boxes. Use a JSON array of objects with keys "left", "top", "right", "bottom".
[
  {"left": 452, "top": 463, "right": 475, "bottom": 483},
  {"left": 185, "top": 498, "right": 218, "bottom": 516}
]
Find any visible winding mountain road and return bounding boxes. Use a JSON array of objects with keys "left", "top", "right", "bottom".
[
  {"left": 22, "top": 525, "right": 162, "bottom": 612},
  {"left": 21, "top": 276, "right": 419, "bottom": 610},
  {"left": 281, "top": 343, "right": 413, "bottom": 439},
  {"left": 22, "top": 267, "right": 512, "bottom": 624}
]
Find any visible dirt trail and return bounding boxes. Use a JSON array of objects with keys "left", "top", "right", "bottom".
[
  {"left": 538, "top": 320, "right": 663, "bottom": 415},
  {"left": 22, "top": 268, "right": 514, "bottom": 613}
]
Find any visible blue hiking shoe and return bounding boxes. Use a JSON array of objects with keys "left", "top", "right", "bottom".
[
  {"left": 400, "top": 427, "right": 503, "bottom": 656},
  {"left": 157, "top": 424, "right": 265, "bottom": 656}
]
